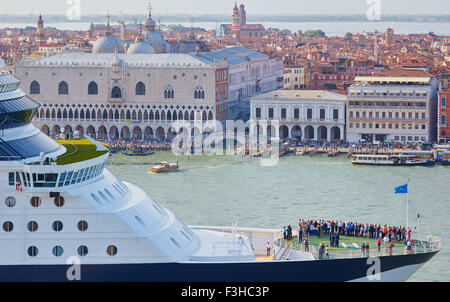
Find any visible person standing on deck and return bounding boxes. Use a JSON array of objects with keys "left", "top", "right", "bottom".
[
  {"left": 266, "top": 242, "right": 271, "bottom": 256},
  {"left": 365, "top": 242, "right": 370, "bottom": 257},
  {"left": 389, "top": 242, "right": 394, "bottom": 256},
  {"left": 383, "top": 235, "right": 390, "bottom": 250},
  {"left": 330, "top": 232, "right": 335, "bottom": 247},
  {"left": 335, "top": 233, "right": 340, "bottom": 248}
]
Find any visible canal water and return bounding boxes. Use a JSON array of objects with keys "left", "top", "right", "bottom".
[{"left": 107, "top": 152, "right": 449, "bottom": 281}]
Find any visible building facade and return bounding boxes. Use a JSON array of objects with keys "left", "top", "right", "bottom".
[
  {"left": 346, "top": 68, "right": 438, "bottom": 143},
  {"left": 438, "top": 76, "right": 450, "bottom": 142},
  {"left": 284, "top": 67, "right": 306, "bottom": 90},
  {"left": 196, "top": 47, "right": 284, "bottom": 121},
  {"left": 15, "top": 53, "right": 227, "bottom": 140},
  {"left": 250, "top": 90, "right": 346, "bottom": 142}
]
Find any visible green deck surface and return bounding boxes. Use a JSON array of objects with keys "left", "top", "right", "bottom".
[{"left": 55, "top": 139, "right": 109, "bottom": 165}]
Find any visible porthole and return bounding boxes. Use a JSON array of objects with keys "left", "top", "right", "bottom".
[
  {"left": 3, "top": 221, "right": 14, "bottom": 232},
  {"left": 107, "top": 245, "right": 117, "bottom": 256},
  {"left": 27, "top": 246, "right": 38, "bottom": 257},
  {"left": 52, "top": 246, "right": 64, "bottom": 257},
  {"left": 30, "top": 196, "right": 41, "bottom": 207},
  {"left": 77, "top": 245, "right": 88, "bottom": 256},
  {"left": 5, "top": 196, "right": 16, "bottom": 208},
  {"left": 54, "top": 196, "right": 65, "bottom": 207},
  {"left": 52, "top": 221, "right": 63, "bottom": 232},
  {"left": 27, "top": 221, "right": 38, "bottom": 232},
  {"left": 77, "top": 220, "right": 88, "bottom": 232}
]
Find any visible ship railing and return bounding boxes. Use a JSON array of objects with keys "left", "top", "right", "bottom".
[
  {"left": 274, "top": 235, "right": 441, "bottom": 260},
  {"left": 212, "top": 239, "right": 250, "bottom": 256}
]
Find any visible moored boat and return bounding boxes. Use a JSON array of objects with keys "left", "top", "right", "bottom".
[{"left": 351, "top": 152, "right": 435, "bottom": 166}]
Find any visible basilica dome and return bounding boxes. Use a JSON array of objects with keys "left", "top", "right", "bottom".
[
  {"left": 92, "top": 32, "right": 126, "bottom": 54},
  {"left": 127, "top": 40, "right": 156, "bottom": 54},
  {"left": 142, "top": 11, "right": 171, "bottom": 54}
]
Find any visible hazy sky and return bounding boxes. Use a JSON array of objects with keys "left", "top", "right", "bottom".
[{"left": 0, "top": 0, "right": 449, "bottom": 15}]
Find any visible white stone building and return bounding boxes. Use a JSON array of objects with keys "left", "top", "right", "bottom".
[
  {"left": 195, "top": 47, "right": 284, "bottom": 121},
  {"left": 250, "top": 90, "right": 346, "bottom": 141},
  {"left": 15, "top": 53, "right": 228, "bottom": 140},
  {"left": 346, "top": 68, "right": 438, "bottom": 143}
]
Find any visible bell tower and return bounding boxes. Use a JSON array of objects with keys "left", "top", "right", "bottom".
[{"left": 36, "top": 14, "right": 45, "bottom": 47}]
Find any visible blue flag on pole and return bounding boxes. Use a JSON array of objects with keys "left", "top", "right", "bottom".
[{"left": 394, "top": 184, "right": 408, "bottom": 194}]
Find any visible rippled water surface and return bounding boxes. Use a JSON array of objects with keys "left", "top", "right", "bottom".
[{"left": 107, "top": 152, "right": 450, "bottom": 282}]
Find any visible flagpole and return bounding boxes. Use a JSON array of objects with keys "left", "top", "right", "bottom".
[{"left": 406, "top": 179, "right": 409, "bottom": 229}]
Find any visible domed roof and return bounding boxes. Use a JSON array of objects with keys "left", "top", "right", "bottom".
[
  {"left": 144, "top": 30, "right": 171, "bottom": 54},
  {"left": 127, "top": 40, "right": 155, "bottom": 54},
  {"left": 93, "top": 33, "right": 126, "bottom": 54}
]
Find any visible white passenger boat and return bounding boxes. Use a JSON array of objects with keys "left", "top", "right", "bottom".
[{"left": 351, "top": 152, "right": 435, "bottom": 166}]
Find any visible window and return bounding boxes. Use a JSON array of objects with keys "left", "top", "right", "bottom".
[
  {"left": 294, "top": 108, "right": 299, "bottom": 119},
  {"left": 27, "top": 246, "right": 39, "bottom": 257},
  {"left": 58, "top": 81, "right": 69, "bottom": 95},
  {"left": 107, "top": 245, "right": 118, "bottom": 256},
  {"left": 77, "top": 245, "right": 88, "bottom": 257},
  {"left": 52, "top": 221, "right": 63, "bottom": 232},
  {"left": 88, "top": 81, "right": 98, "bottom": 95},
  {"left": 281, "top": 108, "right": 286, "bottom": 119},
  {"left": 30, "top": 196, "right": 41, "bottom": 207},
  {"left": 135, "top": 82, "right": 146, "bottom": 96},
  {"left": 442, "top": 97, "right": 447, "bottom": 109},
  {"left": 268, "top": 108, "right": 274, "bottom": 119},
  {"left": 5, "top": 196, "right": 16, "bottom": 208},
  {"left": 333, "top": 109, "right": 339, "bottom": 120},
  {"left": 30, "top": 81, "right": 40, "bottom": 94},
  {"left": 441, "top": 115, "right": 446, "bottom": 126},
  {"left": 27, "top": 221, "right": 38, "bottom": 232},
  {"left": 111, "top": 86, "right": 122, "bottom": 98},
  {"left": 255, "top": 108, "right": 262, "bottom": 118},
  {"left": 320, "top": 109, "right": 325, "bottom": 120},
  {"left": 307, "top": 108, "right": 313, "bottom": 119},
  {"left": 3, "top": 221, "right": 13, "bottom": 232},
  {"left": 77, "top": 220, "right": 88, "bottom": 232},
  {"left": 194, "top": 87, "right": 205, "bottom": 99},
  {"left": 52, "top": 246, "right": 64, "bottom": 257},
  {"left": 164, "top": 87, "right": 174, "bottom": 99},
  {"left": 54, "top": 196, "right": 65, "bottom": 207},
  {"left": 8, "top": 172, "right": 14, "bottom": 186}
]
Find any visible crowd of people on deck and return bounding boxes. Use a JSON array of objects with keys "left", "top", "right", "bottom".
[{"left": 281, "top": 219, "right": 418, "bottom": 257}]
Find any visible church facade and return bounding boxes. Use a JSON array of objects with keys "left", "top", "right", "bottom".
[{"left": 218, "top": 3, "right": 266, "bottom": 41}]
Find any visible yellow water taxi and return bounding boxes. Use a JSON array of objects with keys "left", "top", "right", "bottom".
[{"left": 150, "top": 161, "right": 180, "bottom": 173}]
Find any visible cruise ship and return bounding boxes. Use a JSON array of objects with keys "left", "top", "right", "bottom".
[{"left": 0, "top": 66, "right": 441, "bottom": 282}]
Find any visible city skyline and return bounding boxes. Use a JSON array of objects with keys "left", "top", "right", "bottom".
[{"left": 1, "top": 0, "right": 449, "bottom": 16}]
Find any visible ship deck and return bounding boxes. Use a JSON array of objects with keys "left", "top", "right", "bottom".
[{"left": 277, "top": 234, "right": 437, "bottom": 260}]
